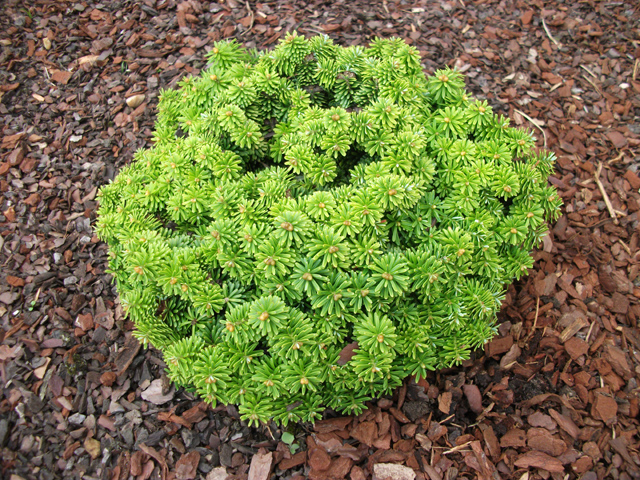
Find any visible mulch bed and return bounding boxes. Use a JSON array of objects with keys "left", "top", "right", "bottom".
[{"left": 0, "top": 0, "right": 639, "bottom": 479}]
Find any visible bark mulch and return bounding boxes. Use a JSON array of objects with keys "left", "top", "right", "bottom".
[{"left": 1, "top": 1, "right": 639, "bottom": 479}]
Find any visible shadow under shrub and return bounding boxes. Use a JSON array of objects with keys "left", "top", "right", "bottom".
[{"left": 95, "top": 33, "right": 561, "bottom": 426}]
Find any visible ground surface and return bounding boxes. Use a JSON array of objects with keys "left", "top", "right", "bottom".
[{"left": 0, "top": 0, "right": 639, "bottom": 479}]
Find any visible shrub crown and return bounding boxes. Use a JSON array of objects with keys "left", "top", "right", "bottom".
[{"left": 96, "top": 33, "right": 561, "bottom": 426}]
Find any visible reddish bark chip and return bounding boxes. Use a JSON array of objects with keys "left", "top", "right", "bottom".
[
  {"left": 181, "top": 403, "right": 208, "bottom": 427},
  {"left": 51, "top": 70, "right": 72, "bottom": 85},
  {"left": 372, "top": 463, "right": 416, "bottom": 480},
  {"left": 527, "top": 429, "right": 567, "bottom": 456},
  {"left": 611, "top": 292, "right": 629, "bottom": 314},
  {"left": 438, "top": 391, "right": 452, "bottom": 414},
  {"left": 582, "top": 442, "right": 602, "bottom": 461},
  {"left": 592, "top": 393, "right": 618, "bottom": 425},
  {"left": 515, "top": 451, "right": 564, "bottom": 472},
  {"left": 500, "top": 429, "right": 527, "bottom": 448},
  {"left": 463, "top": 384, "right": 483, "bottom": 414},
  {"left": 6, "top": 275, "right": 25, "bottom": 287},
  {"left": 114, "top": 335, "right": 141, "bottom": 375},
  {"left": 23, "top": 191, "right": 40, "bottom": 205},
  {"left": 478, "top": 424, "right": 500, "bottom": 460},
  {"left": 248, "top": 450, "right": 272, "bottom": 480},
  {"left": 308, "top": 448, "right": 331, "bottom": 471},
  {"left": 485, "top": 335, "right": 513, "bottom": 357},
  {"left": 564, "top": 337, "right": 589, "bottom": 360},
  {"left": 548, "top": 409, "right": 580, "bottom": 439},
  {"left": 624, "top": 170, "right": 640, "bottom": 190},
  {"left": 389, "top": 407, "right": 410, "bottom": 424},
  {"left": 315, "top": 416, "right": 352, "bottom": 433},
  {"left": 175, "top": 451, "right": 200, "bottom": 480},
  {"left": 278, "top": 451, "right": 306, "bottom": 471},
  {"left": 326, "top": 457, "right": 353, "bottom": 479},
  {"left": 337, "top": 342, "right": 358, "bottom": 365},
  {"left": 607, "top": 131, "right": 627, "bottom": 148},
  {"left": 604, "top": 345, "right": 632, "bottom": 379},
  {"left": 350, "top": 465, "right": 366, "bottom": 480},
  {"left": 100, "top": 371, "right": 117, "bottom": 387},
  {"left": 572, "top": 456, "right": 593, "bottom": 474},
  {"left": 130, "top": 450, "right": 146, "bottom": 476},
  {"left": 75, "top": 313, "right": 94, "bottom": 331},
  {"left": 528, "top": 412, "right": 557, "bottom": 430},
  {"left": 521, "top": 10, "right": 534, "bottom": 25},
  {"left": 98, "top": 414, "right": 116, "bottom": 431},
  {"left": 350, "top": 421, "right": 377, "bottom": 447}
]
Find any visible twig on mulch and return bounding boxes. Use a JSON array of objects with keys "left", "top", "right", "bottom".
[
  {"left": 515, "top": 109, "right": 547, "bottom": 148},
  {"left": 541, "top": 18, "right": 560, "bottom": 46},
  {"left": 595, "top": 162, "right": 619, "bottom": 225}
]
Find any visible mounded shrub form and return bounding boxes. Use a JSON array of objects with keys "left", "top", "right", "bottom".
[{"left": 95, "top": 34, "right": 561, "bottom": 426}]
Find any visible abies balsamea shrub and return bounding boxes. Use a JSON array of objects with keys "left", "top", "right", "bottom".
[{"left": 95, "top": 33, "right": 562, "bottom": 427}]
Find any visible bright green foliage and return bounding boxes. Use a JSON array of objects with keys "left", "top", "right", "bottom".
[{"left": 96, "top": 33, "right": 561, "bottom": 426}]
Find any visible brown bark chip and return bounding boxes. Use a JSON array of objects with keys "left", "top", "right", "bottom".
[
  {"left": 592, "top": 393, "right": 618, "bottom": 425},
  {"left": 174, "top": 451, "right": 200, "bottom": 480},
  {"left": 248, "top": 450, "right": 272, "bottom": 480},
  {"left": 372, "top": 463, "right": 416, "bottom": 480},
  {"left": 350, "top": 421, "right": 377, "bottom": 447},
  {"left": 564, "top": 337, "right": 589, "bottom": 360},
  {"left": 514, "top": 451, "right": 564, "bottom": 473},
  {"left": 528, "top": 412, "right": 557, "bottom": 430},
  {"left": 500, "top": 429, "right": 527, "bottom": 448},
  {"left": 308, "top": 448, "right": 331, "bottom": 471},
  {"left": 548, "top": 409, "right": 580, "bottom": 439},
  {"left": 438, "top": 391, "right": 452, "bottom": 414},
  {"left": 463, "top": 384, "right": 483, "bottom": 414},
  {"left": 623, "top": 170, "right": 640, "bottom": 190},
  {"left": 278, "top": 451, "right": 306, "bottom": 470}
]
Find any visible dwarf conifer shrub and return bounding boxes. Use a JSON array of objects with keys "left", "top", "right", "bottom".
[{"left": 95, "top": 33, "right": 561, "bottom": 426}]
